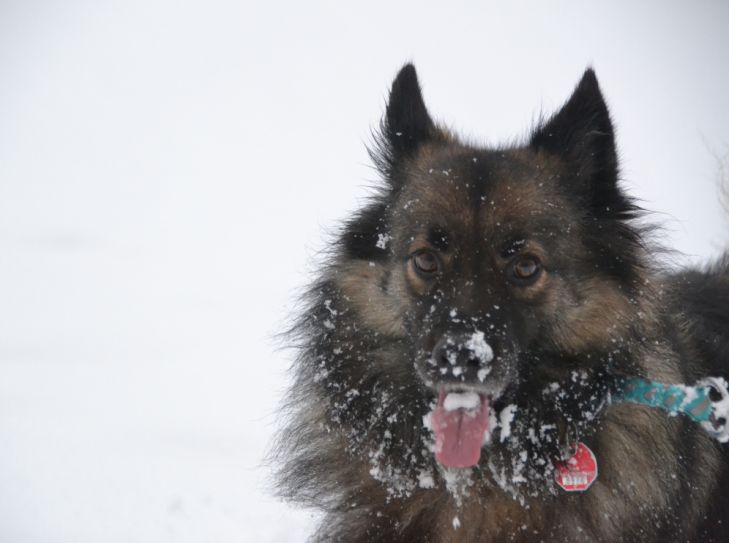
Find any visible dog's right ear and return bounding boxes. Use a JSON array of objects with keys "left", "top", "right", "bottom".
[
  {"left": 385, "top": 64, "right": 435, "bottom": 157},
  {"left": 373, "top": 64, "right": 437, "bottom": 184}
]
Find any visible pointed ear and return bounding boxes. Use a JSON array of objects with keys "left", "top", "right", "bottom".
[
  {"left": 384, "top": 63, "right": 436, "bottom": 161},
  {"left": 531, "top": 69, "right": 627, "bottom": 217}
]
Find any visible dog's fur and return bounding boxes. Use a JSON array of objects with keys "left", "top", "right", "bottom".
[{"left": 274, "top": 64, "right": 729, "bottom": 542}]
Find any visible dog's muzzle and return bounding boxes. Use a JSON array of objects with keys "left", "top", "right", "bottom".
[{"left": 423, "top": 331, "right": 495, "bottom": 387}]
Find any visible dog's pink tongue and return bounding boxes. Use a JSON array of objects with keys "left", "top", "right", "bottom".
[{"left": 432, "top": 391, "right": 490, "bottom": 468}]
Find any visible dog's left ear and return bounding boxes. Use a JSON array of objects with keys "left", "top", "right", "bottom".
[{"left": 530, "top": 69, "right": 626, "bottom": 216}]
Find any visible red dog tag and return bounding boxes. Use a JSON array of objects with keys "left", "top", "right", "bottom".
[{"left": 554, "top": 442, "right": 597, "bottom": 492}]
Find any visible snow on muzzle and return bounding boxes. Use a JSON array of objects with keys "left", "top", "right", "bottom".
[
  {"left": 421, "top": 331, "right": 497, "bottom": 468},
  {"left": 425, "top": 331, "right": 495, "bottom": 385}
]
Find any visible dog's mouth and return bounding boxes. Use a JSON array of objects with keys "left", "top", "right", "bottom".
[{"left": 431, "top": 389, "right": 492, "bottom": 468}]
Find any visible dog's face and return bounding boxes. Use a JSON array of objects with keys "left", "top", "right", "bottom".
[
  {"left": 327, "top": 65, "right": 646, "bottom": 490},
  {"left": 395, "top": 147, "right": 585, "bottom": 388}
]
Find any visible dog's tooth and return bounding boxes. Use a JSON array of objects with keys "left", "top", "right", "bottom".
[
  {"left": 422, "top": 412, "right": 433, "bottom": 431},
  {"left": 443, "top": 391, "right": 480, "bottom": 411}
]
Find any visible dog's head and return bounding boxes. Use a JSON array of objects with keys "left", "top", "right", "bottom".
[{"left": 312, "top": 64, "right": 648, "bottom": 496}]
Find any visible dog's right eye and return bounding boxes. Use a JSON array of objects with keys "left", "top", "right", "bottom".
[{"left": 412, "top": 250, "right": 440, "bottom": 276}]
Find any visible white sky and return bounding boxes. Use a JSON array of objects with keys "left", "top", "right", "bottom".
[{"left": 0, "top": 1, "right": 727, "bottom": 542}]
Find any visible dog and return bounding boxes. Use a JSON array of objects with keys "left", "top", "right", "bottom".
[{"left": 273, "top": 64, "right": 729, "bottom": 542}]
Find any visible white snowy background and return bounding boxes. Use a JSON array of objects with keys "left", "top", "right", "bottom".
[{"left": 1, "top": 1, "right": 728, "bottom": 541}]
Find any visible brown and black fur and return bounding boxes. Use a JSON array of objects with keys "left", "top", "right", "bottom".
[{"left": 273, "top": 64, "right": 729, "bottom": 542}]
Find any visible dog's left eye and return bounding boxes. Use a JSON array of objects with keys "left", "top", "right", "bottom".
[{"left": 508, "top": 255, "right": 541, "bottom": 284}]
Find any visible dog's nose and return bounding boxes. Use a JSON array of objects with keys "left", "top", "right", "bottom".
[{"left": 429, "top": 332, "right": 494, "bottom": 383}]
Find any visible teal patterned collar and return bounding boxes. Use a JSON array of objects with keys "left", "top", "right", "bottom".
[{"left": 611, "top": 376, "right": 729, "bottom": 443}]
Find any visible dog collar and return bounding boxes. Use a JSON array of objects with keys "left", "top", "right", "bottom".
[{"left": 611, "top": 376, "right": 729, "bottom": 442}]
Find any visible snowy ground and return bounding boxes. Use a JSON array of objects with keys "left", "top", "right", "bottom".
[{"left": 0, "top": 2, "right": 727, "bottom": 542}]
